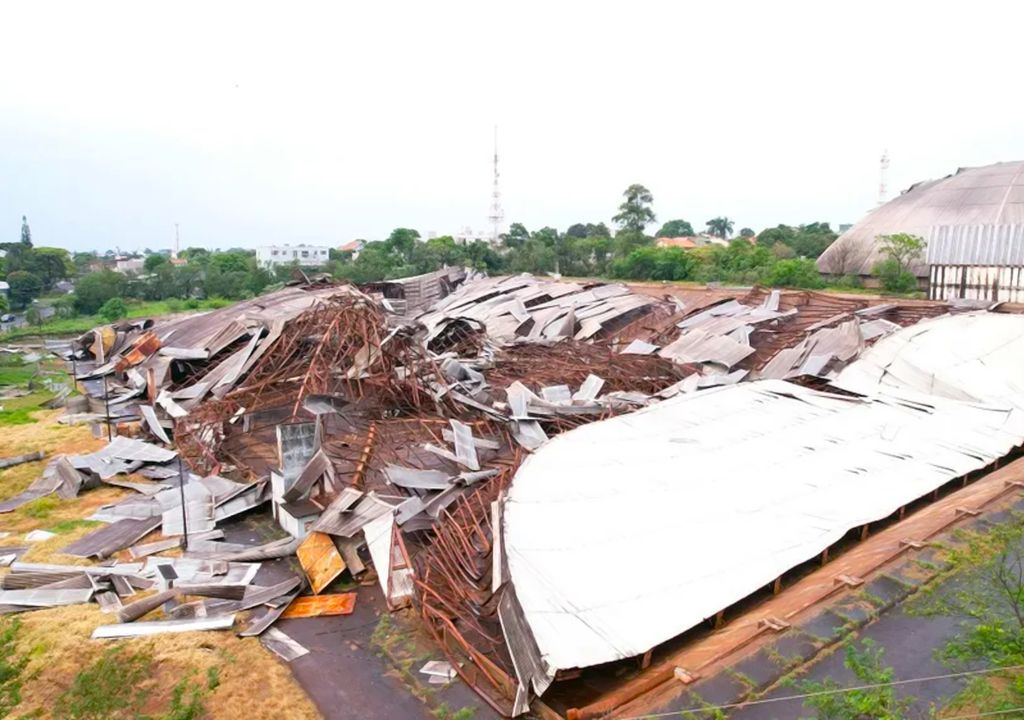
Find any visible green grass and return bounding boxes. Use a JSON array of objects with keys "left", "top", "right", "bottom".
[
  {"left": 0, "top": 297, "right": 230, "bottom": 341},
  {"left": 47, "top": 518, "right": 102, "bottom": 534},
  {"left": 0, "top": 390, "right": 55, "bottom": 426}
]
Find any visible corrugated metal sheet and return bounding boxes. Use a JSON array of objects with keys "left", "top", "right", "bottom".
[
  {"left": 502, "top": 375, "right": 1024, "bottom": 684},
  {"left": 927, "top": 224, "right": 1024, "bottom": 266}
]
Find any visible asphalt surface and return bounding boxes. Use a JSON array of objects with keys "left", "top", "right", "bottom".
[{"left": 223, "top": 514, "right": 499, "bottom": 720}]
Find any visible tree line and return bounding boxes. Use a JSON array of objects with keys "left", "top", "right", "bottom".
[{"left": 334, "top": 184, "right": 840, "bottom": 289}]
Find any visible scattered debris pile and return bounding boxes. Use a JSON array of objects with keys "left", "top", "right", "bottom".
[{"left": 10, "top": 273, "right": 1013, "bottom": 717}]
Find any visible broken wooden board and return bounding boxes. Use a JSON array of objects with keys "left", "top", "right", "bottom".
[
  {"left": 295, "top": 531, "right": 345, "bottom": 595},
  {"left": 279, "top": 593, "right": 356, "bottom": 619}
]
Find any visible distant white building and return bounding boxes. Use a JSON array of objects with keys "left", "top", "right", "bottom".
[
  {"left": 114, "top": 257, "right": 145, "bottom": 274},
  {"left": 257, "top": 244, "right": 330, "bottom": 267},
  {"left": 453, "top": 226, "right": 489, "bottom": 245}
]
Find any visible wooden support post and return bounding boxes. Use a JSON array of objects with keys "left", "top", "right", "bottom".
[
  {"left": 821, "top": 546, "right": 830, "bottom": 566},
  {"left": 773, "top": 577, "right": 782, "bottom": 595},
  {"left": 640, "top": 649, "right": 652, "bottom": 670},
  {"left": 146, "top": 367, "right": 156, "bottom": 404},
  {"left": 714, "top": 610, "right": 725, "bottom": 629},
  {"left": 899, "top": 505, "right": 906, "bottom": 520},
  {"left": 860, "top": 524, "right": 869, "bottom": 541}
]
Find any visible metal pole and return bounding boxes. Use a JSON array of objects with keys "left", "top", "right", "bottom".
[
  {"left": 101, "top": 374, "right": 113, "bottom": 442},
  {"left": 177, "top": 456, "right": 189, "bottom": 551}
]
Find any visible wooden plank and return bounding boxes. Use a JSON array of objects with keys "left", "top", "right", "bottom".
[
  {"left": 296, "top": 531, "right": 346, "bottom": 595},
  {"left": 280, "top": 593, "right": 356, "bottom": 619}
]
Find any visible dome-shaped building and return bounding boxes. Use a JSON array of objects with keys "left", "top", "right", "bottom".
[{"left": 818, "top": 160, "right": 1024, "bottom": 281}]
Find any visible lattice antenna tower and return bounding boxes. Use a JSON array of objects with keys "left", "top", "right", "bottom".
[
  {"left": 878, "top": 150, "right": 890, "bottom": 206},
  {"left": 487, "top": 126, "right": 505, "bottom": 243}
]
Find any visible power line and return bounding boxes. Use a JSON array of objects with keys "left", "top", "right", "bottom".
[{"left": 615, "top": 664, "right": 1024, "bottom": 719}]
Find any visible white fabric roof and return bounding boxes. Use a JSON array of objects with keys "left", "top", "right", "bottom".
[
  {"left": 835, "top": 312, "right": 1024, "bottom": 408},
  {"left": 502, "top": 379, "right": 1024, "bottom": 683}
]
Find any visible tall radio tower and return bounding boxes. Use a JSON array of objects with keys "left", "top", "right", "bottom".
[
  {"left": 878, "top": 150, "right": 890, "bottom": 206},
  {"left": 487, "top": 126, "right": 505, "bottom": 244}
]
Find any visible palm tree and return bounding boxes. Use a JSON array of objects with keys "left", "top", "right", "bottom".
[{"left": 706, "top": 216, "right": 734, "bottom": 239}]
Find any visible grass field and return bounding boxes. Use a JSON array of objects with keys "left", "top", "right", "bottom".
[{"left": 0, "top": 298, "right": 231, "bottom": 341}]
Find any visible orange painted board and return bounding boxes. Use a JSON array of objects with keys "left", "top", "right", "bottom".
[
  {"left": 280, "top": 593, "right": 357, "bottom": 619},
  {"left": 296, "top": 531, "right": 346, "bottom": 594}
]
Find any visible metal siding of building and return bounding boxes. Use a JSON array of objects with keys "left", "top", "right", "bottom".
[{"left": 927, "top": 224, "right": 1024, "bottom": 302}]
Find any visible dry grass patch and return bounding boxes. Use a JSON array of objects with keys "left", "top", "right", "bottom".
[{"left": 10, "top": 605, "right": 320, "bottom": 720}]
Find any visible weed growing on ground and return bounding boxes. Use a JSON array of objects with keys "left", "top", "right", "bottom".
[
  {"left": 791, "top": 639, "right": 914, "bottom": 720},
  {"left": 54, "top": 646, "right": 152, "bottom": 719},
  {"left": 0, "top": 619, "right": 28, "bottom": 718}
]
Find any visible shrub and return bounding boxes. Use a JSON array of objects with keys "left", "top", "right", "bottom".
[
  {"left": 872, "top": 258, "right": 918, "bottom": 293},
  {"left": 763, "top": 258, "right": 824, "bottom": 289},
  {"left": 97, "top": 297, "right": 128, "bottom": 322}
]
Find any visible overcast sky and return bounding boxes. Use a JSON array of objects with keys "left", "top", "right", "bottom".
[{"left": 2, "top": 1, "right": 1022, "bottom": 253}]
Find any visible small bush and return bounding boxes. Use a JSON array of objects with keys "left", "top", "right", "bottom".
[
  {"left": 763, "top": 258, "right": 824, "bottom": 289},
  {"left": 165, "top": 298, "right": 184, "bottom": 313},
  {"left": 97, "top": 297, "right": 128, "bottom": 323},
  {"left": 184, "top": 299, "right": 200, "bottom": 310},
  {"left": 872, "top": 258, "right": 918, "bottom": 293}
]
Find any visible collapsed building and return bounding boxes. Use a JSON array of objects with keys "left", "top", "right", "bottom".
[{"left": 6, "top": 272, "right": 1024, "bottom": 717}]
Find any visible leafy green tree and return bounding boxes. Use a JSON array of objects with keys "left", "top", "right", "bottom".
[
  {"left": 386, "top": 228, "right": 420, "bottom": 263},
  {"left": 705, "top": 216, "right": 734, "bottom": 239},
  {"left": 611, "top": 246, "right": 695, "bottom": 281},
  {"left": 772, "top": 242, "right": 796, "bottom": 259},
  {"left": 565, "top": 223, "right": 589, "bottom": 239},
  {"left": 6, "top": 270, "right": 43, "bottom": 309},
  {"left": 739, "top": 227, "right": 755, "bottom": 238},
  {"left": 0, "top": 294, "right": 8, "bottom": 314},
  {"left": 19, "top": 216, "right": 31, "bottom": 246},
  {"left": 796, "top": 639, "right": 914, "bottom": 720},
  {"left": 209, "top": 250, "right": 253, "bottom": 274},
  {"left": 764, "top": 259, "right": 824, "bottom": 289},
  {"left": 585, "top": 222, "right": 611, "bottom": 238},
  {"left": 73, "top": 269, "right": 127, "bottom": 314},
  {"left": 98, "top": 297, "right": 128, "bottom": 322},
  {"left": 877, "top": 233, "right": 925, "bottom": 275},
  {"left": 656, "top": 219, "right": 695, "bottom": 238},
  {"left": 144, "top": 254, "right": 169, "bottom": 273},
  {"left": 26, "top": 247, "right": 71, "bottom": 289},
  {"left": 25, "top": 304, "right": 43, "bottom": 326},
  {"left": 757, "top": 224, "right": 796, "bottom": 247},
  {"left": 72, "top": 252, "right": 96, "bottom": 272},
  {"left": 502, "top": 222, "right": 530, "bottom": 250},
  {"left": 613, "top": 184, "right": 656, "bottom": 234}
]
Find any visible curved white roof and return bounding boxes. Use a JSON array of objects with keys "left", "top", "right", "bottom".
[
  {"left": 818, "top": 161, "right": 1024, "bottom": 276},
  {"left": 502, "top": 377, "right": 1024, "bottom": 685}
]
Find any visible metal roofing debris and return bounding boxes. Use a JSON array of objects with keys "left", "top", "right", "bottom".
[
  {"left": 0, "top": 450, "right": 45, "bottom": 469},
  {"left": 260, "top": 627, "right": 309, "bottom": 662},
  {"left": 364, "top": 512, "right": 414, "bottom": 609},
  {"left": 296, "top": 531, "right": 346, "bottom": 594},
  {"left": 502, "top": 379, "right": 1024, "bottom": 686},
  {"left": 24, "top": 530, "right": 56, "bottom": 542},
  {"left": 0, "top": 588, "right": 94, "bottom": 608},
  {"left": 92, "top": 615, "right": 236, "bottom": 638},
  {"left": 63, "top": 517, "right": 162, "bottom": 559},
  {"left": 835, "top": 311, "right": 1024, "bottom": 407},
  {"left": 279, "top": 593, "right": 356, "bottom": 618}
]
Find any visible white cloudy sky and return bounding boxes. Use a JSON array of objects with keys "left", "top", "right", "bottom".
[{"left": 1, "top": 1, "right": 1022, "bottom": 252}]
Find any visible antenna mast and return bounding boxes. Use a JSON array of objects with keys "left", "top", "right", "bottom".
[
  {"left": 487, "top": 126, "right": 504, "bottom": 244},
  {"left": 878, "top": 150, "right": 890, "bottom": 206}
]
